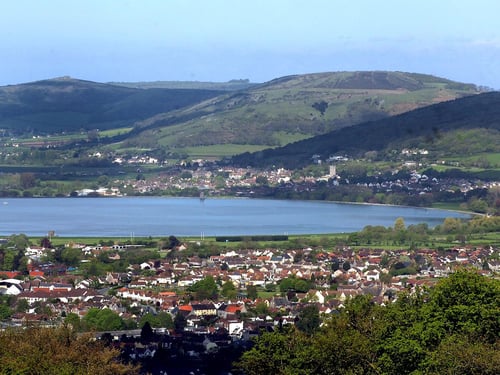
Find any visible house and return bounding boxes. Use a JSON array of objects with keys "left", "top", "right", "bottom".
[
  {"left": 365, "top": 269, "right": 380, "bottom": 281},
  {"left": 217, "top": 303, "right": 247, "bottom": 319},
  {"left": 0, "top": 279, "right": 23, "bottom": 295},
  {"left": 29, "top": 269, "right": 45, "bottom": 278},
  {"left": 191, "top": 303, "right": 217, "bottom": 317},
  {"left": 17, "top": 288, "right": 97, "bottom": 304},
  {"left": 222, "top": 319, "right": 244, "bottom": 336}
]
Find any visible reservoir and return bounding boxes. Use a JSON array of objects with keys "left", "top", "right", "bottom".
[{"left": 0, "top": 197, "right": 470, "bottom": 237}]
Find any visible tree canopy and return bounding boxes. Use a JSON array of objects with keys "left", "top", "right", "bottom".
[
  {"left": 188, "top": 276, "right": 218, "bottom": 300},
  {"left": 0, "top": 325, "right": 138, "bottom": 374},
  {"left": 236, "top": 270, "right": 500, "bottom": 374}
]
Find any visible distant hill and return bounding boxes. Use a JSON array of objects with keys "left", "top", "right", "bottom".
[
  {"left": 124, "top": 71, "right": 481, "bottom": 152},
  {"left": 0, "top": 77, "right": 223, "bottom": 134},
  {"left": 0, "top": 72, "right": 484, "bottom": 160},
  {"left": 108, "top": 79, "right": 258, "bottom": 91},
  {"left": 231, "top": 91, "right": 500, "bottom": 168}
]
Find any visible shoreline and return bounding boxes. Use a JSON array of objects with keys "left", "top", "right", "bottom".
[{"left": 2, "top": 194, "right": 479, "bottom": 215}]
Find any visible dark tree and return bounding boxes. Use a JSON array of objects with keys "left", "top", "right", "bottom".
[
  {"left": 295, "top": 304, "right": 321, "bottom": 335},
  {"left": 40, "top": 237, "right": 52, "bottom": 249},
  {"left": 20, "top": 173, "right": 36, "bottom": 189},
  {"left": 174, "top": 313, "right": 187, "bottom": 333},
  {"left": 312, "top": 100, "right": 328, "bottom": 115},
  {"left": 167, "top": 235, "right": 180, "bottom": 249},
  {"left": 140, "top": 321, "right": 154, "bottom": 343},
  {"left": 247, "top": 285, "right": 258, "bottom": 300},
  {"left": 331, "top": 258, "right": 340, "bottom": 271}
]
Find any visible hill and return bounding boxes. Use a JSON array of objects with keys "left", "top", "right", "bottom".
[
  {"left": 0, "top": 77, "right": 223, "bottom": 134},
  {"left": 231, "top": 91, "right": 500, "bottom": 168},
  {"left": 121, "top": 71, "right": 480, "bottom": 155},
  {"left": 108, "top": 79, "right": 258, "bottom": 91}
]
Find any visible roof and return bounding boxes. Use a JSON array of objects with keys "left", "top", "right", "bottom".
[
  {"left": 178, "top": 305, "right": 193, "bottom": 312},
  {"left": 225, "top": 305, "right": 242, "bottom": 314}
]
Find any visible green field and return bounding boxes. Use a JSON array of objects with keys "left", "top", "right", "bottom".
[
  {"left": 39, "top": 230, "right": 500, "bottom": 251},
  {"left": 99, "top": 127, "right": 133, "bottom": 137},
  {"left": 178, "top": 144, "right": 271, "bottom": 158}
]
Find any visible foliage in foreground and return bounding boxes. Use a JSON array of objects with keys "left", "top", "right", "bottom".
[
  {"left": 235, "top": 270, "right": 500, "bottom": 375},
  {"left": 0, "top": 325, "right": 138, "bottom": 375}
]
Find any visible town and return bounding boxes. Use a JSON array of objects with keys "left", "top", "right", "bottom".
[
  {"left": 65, "top": 149, "right": 499, "bottom": 217},
  {"left": 1, "top": 229, "right": 499, "bottom": 373}
]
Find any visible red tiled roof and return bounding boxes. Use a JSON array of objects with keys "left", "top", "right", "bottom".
[
  {"left": 178, "top": 304, "right": 193, "bottom": 312},
  {"left": 225, "top": 305, "right": 242, "bottom": 313},
  {"left": 0, "top": 271, "right": 21, "bottom": 278}
]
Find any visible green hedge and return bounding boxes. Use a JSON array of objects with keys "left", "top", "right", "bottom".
[{"left": 216, "top": 235, "right": 288, "bottom": 242}]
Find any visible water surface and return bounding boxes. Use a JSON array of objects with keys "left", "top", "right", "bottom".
[{"left": 0, "top": 197, "right": 470, "bottom": 237}]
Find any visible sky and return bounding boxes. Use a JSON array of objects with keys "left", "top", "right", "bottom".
[{"left": 1, "top": 0, "right": 500, "bottom": 88}]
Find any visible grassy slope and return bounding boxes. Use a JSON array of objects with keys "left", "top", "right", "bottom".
[
  {"left": 230, "top": 91, "right": 500, "bottom": 168},
  {"left": 121, "top": 71, "right": 479, "bottom": 157}
]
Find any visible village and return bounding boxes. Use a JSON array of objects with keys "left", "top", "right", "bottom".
[{"left": 76, "top": 153, "right": 498, "bottom": 208}]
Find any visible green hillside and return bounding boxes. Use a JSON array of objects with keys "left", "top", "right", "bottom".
[
  {"left": 0, "top": 77, "right": 223, "bottom": 134},
  {"left": 122, "top": 71, "right": 480, "bottom": 155},
  {"left": 231, "top": 91, "right": 500, "bottom": 168},
  {"left": 0, "top": 72, "right": 484, "bottom": 163}
]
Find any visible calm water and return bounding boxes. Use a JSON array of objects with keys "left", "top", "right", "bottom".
[{"left": 0, "top": 197, "right": 470, "bottom": 237}]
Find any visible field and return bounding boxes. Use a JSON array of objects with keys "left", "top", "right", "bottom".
[
  {"left": 41, "top": 231, "right": 500, "bottom": 251},
  {"left": 178, "top": 144, "right": 271, "bottom": 158}
]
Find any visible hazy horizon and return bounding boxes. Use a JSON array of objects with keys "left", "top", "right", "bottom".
[{"left": 2, "top": 0, "right": 500, "bottom": 89}]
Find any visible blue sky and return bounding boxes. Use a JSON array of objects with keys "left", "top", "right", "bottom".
[{"left": 2, "top": 0, "right": 500, "bottom": 88}]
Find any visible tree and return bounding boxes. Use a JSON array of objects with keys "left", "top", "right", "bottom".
[
  {"left": 40, "top": 237, "right": 52, "bottom": 249},
  {"left": 424, "top": 269, "right": 500, "bottom": 342},
  {"left": 279, "top": 276, "right": 311, "bottom": 294},
  {"left": 166, "top": 235, "right": 180, "bottom": 249},
  {"left": 0, "top": 325, "right": 138, "bottom": 374},
  {"left": 247, "top": 285, "right": 258, "bottom": 300},
  {"left": 0, "top": 303, "right": 12, "bottom": 320},
  {"left": 87, "top": 129, "right": 99, "bottom": 142},
  {"left": 19, "top": 172, "right": 36, "bottom": 189},
  {"left": 64, "top": 312, "right": 82, "bottom": 331},
  {"left": 342, "top": 261, "right": 351, "bottom": 272},
  {"left": 254, "top": 301, "right": 270, "bottom": 316},
  {"left": 174, "top": 313, "right": 187, "bottom": 333},
  {"left": 221, "top": 280, "right": 238, "bottom": 299},
  {"left": 140, "top": 321, "right": 155, "bottom": 343},
  {"left": 331, "top": 258, "right": 340, "bottom": 271},
  {"left": 189, "top": 276, "right": 218, "bottom": 300},
  {"left": 233, "top": 271, "right": 500, "bottom": 375},
  {"left": 295, "top": 304, "right": 321, "bottom": 335},
  {"left": 156, "top": 311, "right": 174, "bottom": 329},
  {"left": 15, "top": 299, "right": 29, "bottom": 313},
  {"left": 7, "top": 234, "right": 30, "bottom": 251},
  {"left": 61, "top": 247, "right": 81, "bottom": 267},
  {"left": 428, "top": 334, "right": 500, "bottom": 374},
  {"left": 441, "top": 217, "right": 463, "bottom": 233},
  {"left": 139, "top": 312, "right": 173, "bottom": 330},
  {"left": 236, "top": 330, "right": 301, "bottom": 375},
  {"left": 312, "top": 100, "right": 328, "bottom": 116},
  {"left": 82, "top": 308, "right": 124, "bottom": 331},
  {"left": 394, "top": 217, "right": 406, "bottom": 232}
]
